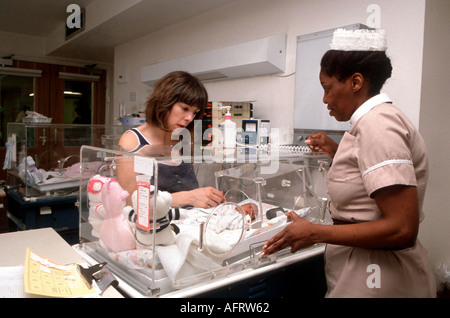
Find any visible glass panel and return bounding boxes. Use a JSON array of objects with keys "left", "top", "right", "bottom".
[
  {"left": 0, "top": 75, "right": 35, "bottom": 146},
  {"left": 63, "top": 80, "right": 93, "bottom": 147},
  {"left": 64, "top": 80, "right": 92, "bottom": 124},
  {"left": 5, "top": 123, "right": 130, "bottom": 200}
]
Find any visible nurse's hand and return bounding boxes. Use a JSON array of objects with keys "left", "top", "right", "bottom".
[
  {"left": 305, "top": 132, "right": 338, "bottom": 158},
  {"left": 261, "top": 212, "right": 316, "bottom": 257}
]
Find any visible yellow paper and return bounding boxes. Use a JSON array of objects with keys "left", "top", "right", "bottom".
[{"left": 24, "top": 248, "right": 97, "bottom": 298}]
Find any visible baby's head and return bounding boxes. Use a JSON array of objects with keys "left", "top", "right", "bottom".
[{"left": 237, "top": 202, "right": 258, "bottom": 220}]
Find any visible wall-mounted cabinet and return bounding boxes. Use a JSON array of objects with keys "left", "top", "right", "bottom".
[{"left": 141, "top": 34, "right": 287, "bottom": 85}]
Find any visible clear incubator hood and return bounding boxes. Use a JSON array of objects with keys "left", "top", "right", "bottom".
[{"left": 76, "top": 144, "right": 332, "bottom": 297}]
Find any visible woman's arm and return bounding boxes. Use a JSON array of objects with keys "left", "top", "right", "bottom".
[
  {"left": 115, "top": 156, "right": 138, "bottom": 207},
  {"left": 261, "top": 185, "right": 419, "bottom": 256}
]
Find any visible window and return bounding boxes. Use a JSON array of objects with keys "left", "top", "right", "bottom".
[
  {"left": 64, "top": 80, "right": 93, "bottom": 124},
  {"left": 0, "top": 68, "right": 40, "bottom": 146}
]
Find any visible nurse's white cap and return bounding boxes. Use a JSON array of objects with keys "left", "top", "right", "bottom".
[{"left": 330, "top": 28, "right": 387, "bottom": 51}]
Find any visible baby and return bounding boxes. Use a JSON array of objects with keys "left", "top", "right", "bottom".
[{"left": 237, "top": 202, "right": 258, "bottom": 220}]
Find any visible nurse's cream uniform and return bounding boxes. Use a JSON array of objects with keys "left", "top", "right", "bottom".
[{"left": 325, "top": 94, "right": 436, "bottom": 297}]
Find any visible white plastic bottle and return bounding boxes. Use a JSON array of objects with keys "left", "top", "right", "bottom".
[{"left": 220, "top": 106, "right": 236, "bottom": 162}]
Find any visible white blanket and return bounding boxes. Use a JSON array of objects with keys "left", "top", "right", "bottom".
[{"left": 155, "top": 232, "right": 222, "bottom": 287}]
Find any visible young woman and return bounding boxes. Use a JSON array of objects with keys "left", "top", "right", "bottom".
[
  {"left": 262, "top": 29, "right": 436, "bottom": 297},
  {"left": 117, "top": 71, "right": 224, "bottom": 209}
]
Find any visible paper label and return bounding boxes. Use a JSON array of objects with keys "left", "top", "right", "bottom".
[{"left": 136, "top": 179, "right": 151, "bottom": 231}]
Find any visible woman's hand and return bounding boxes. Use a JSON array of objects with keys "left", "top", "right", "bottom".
[
  {"left": 261, "top": 212, "right": 317, "bottom": 257},
  {"left": 189, "top": 187, "right": 225, "bottom": 208},
  {"left": 172, "top": 186, "right": 225, "bottom": 208},
  {"left": 305, "top": 132, "right": 338, "bottom": 158}
]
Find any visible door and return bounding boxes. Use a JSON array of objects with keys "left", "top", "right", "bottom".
[{"left": 49, "top": 65, "right": 106, "bottom": 165}]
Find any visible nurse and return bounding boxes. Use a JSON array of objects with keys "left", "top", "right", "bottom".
[
  {"left": 117, "top": 71, "right": 224, "bottom": 209},
  {"left": 261, "top": 29, "right": 436, "bottom": 297}
]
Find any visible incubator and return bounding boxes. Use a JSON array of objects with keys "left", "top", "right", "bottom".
[
  {"left": 75, "top": 144, "right": 332, "bottom": 297},
  {"left": 4, "top": 123, "right": 129, "bottom": 200},
  {"left": 3, "top": 123, "right": 130, "bottom": 243}
]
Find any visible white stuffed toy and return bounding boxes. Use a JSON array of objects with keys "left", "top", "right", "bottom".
[
  {"left": 87, "top": 174, "right": 110, "bottom": 238},
  {"left": 129, "top": 189, "right": 177, "bottom": 248}
]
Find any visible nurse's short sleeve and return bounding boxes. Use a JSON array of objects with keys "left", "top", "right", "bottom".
[{"left": 355, "top": 108, "right": 417, "bottom": 197}]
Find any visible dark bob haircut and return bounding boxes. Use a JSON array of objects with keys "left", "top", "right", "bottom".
[{"left": 145, "top": 71, "right": 208, "bottom": 131}]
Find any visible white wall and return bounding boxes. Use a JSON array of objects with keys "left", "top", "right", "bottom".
[
  {"left": 113, "top": 0, "right": 426, "bottom": 141},
  {"left": 418, "top": 0, "right": 450, "bottom": 281}
]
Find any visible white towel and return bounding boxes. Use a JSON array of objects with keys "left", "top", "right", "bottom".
[
  {"left": 156, "top": 205, "right": 249, "bottom": 287},
  {"left": 156, "top": 232, "right": 222, "bottom": 287}
]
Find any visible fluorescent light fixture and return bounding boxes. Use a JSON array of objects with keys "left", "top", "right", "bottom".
[
  {"left": 0, "top": 67, "right": 42, "bottom": 77},
  {"left": 29, "top": 91, "right": 82, "bottom": 96},
  {"left": 59, "top": 72, "right": 100, "bottom": 81},
  {"left": 64, "top": 91, "right": 82, "bottom": 95}
]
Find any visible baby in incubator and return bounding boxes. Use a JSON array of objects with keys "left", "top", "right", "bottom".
[{"left": 238, "top": 202, "right": 258, "bottom": 221}]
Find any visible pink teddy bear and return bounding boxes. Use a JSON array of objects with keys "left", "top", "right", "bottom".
[
  {"left": 99, "top": 177, "right": 136, "bottom": 252},
  {"left": 87, "top": 174, "right": 136, "bottom": 252}
]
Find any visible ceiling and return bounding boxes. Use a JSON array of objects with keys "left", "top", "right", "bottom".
[
  {"left": 0, "top": 0, "right": 233, "bottom": 63},
  {"left": 0, "top": 0, "right": 96, "bottom": 37}
]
